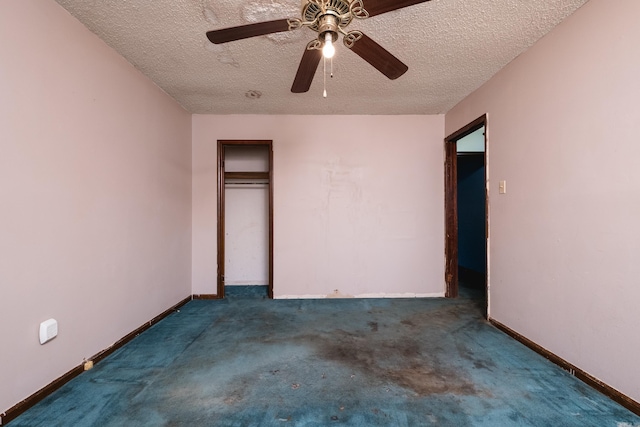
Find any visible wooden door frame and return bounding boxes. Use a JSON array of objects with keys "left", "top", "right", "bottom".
[
  {"left": 217, "top": 140, "right": 274, "bottom": 299},
  {"left": 444, "top": 115, "right": 487, "bottom": 300}
]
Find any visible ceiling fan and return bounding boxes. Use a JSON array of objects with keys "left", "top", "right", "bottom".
[{"left": 206, "top": 0, "right": 432, "bottom": 94}]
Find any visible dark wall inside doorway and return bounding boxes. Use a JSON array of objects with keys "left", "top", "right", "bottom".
[{"left": 457, "top": 154, "right": 486, "bottom": 275}]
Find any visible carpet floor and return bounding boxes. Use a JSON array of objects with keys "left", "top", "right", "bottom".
[{"left": 11, "top": 287, "right": 640, "bottom": 426}]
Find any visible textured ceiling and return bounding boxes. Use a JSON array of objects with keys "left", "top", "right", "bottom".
[{"left": 54, "top": 0, "right": 588, "bottom": 114}]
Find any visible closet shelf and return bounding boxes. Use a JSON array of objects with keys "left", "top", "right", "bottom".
[{"left": 224, "top": 172, "right": 269, "bottom": 180}]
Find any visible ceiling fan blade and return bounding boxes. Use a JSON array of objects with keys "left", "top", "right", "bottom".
[
  {"left": 360, "top": 0, "right": 432, "bottom": 17},
  {"left": 291, "top": 41, "right": 322, "bottom": 93},
  {"left": 345, "top": 32, "right": 408, "bottom": 80},
  {"left": 206, "top": 19, "right": 293, "bottom": 44}
]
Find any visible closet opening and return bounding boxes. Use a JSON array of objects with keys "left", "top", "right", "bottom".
[{"left": 217, "top": 140, "right": 273, "bottom": 299}]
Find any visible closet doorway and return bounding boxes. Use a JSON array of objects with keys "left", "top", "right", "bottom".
[{"left": 217, "top": 140, "right": 273, "bottom": 299}]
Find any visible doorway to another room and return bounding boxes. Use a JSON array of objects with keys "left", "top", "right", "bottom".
[
  {"left": 217, "top": 140, "right": 273, "bottom": 299},
  {"left": 444, "top": 115, "right": 488, "bottom": 315}
]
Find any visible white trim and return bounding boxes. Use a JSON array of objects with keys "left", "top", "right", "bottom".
[
  {"left": 275, "top": 294, "right": 328, "bottom": 300},
  {"left": 274, "top": 292, "right": 445, "bottom": 300},
  {"left": 356, "top": 292, "right": 445, "bottom": 299}
]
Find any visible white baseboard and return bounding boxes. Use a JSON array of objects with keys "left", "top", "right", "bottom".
[{"left": 275, "top": 292, "right": 445, "bottom": 300}]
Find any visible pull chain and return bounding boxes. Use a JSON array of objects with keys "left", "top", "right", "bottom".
[{"left": 323, "top": 56, "right": 327, "bottom": 98}]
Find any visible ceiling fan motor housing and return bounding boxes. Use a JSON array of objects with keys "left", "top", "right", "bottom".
[
  {"left": 317, "top": 14, "right": 340, "bottom": 43},
  {"left": 303, "top": 0, "right": 352, "bottom": 32}
]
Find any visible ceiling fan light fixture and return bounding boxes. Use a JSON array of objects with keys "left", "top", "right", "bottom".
[{"left": 322, "top": 32, "right": 335, "bottom": 58}]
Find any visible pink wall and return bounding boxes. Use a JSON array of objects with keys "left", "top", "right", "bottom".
[
  {"left": 446, "top": 0, "right": 640, "bottom": 402},
  {"left": 192, "top": 115, "right": 445, "bottom": 298},
  {"left": 6, "top": 0, "right": 637, "bottom": 415},
  {"left": 0, "top": 0, "right": 192, "bottom": 414}
]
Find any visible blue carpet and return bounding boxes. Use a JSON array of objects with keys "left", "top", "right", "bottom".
[
  {"left": 225, "top": 285, "right": 269, "bottom": 299},
  {"left": 11, "top": 291, "right": 640, "bottom": 426}
]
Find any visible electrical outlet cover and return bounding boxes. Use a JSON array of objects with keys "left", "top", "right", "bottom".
[{"left": 39, "top": 318, "right": 58, "bottom": 344}]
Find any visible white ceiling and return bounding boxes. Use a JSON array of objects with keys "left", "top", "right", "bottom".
[{"left": 54, "top": 0, "right": 588, "bottom": 115}]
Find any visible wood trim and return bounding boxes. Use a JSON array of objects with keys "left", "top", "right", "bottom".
[
  {"left": 192, "top": 294, "right": 222, "bottom": 300},
  {"left": 490, "top": 319, "right": 640, "bottom": 417},
  {"left": 445, "top": 114, "right": 487, "bottom": 143},
  {"left": 1, "top": 296, "right": 191, "bottom": 425},
  {"left": 217, "top": 141, "right": 225, "bottom": 299},
  {"left": 444, "top": 140, "right": 458, "bottom": 298},
  {"left": 483, "top": 128, "right": 489, "bottom": 316},
  {"left": 217, "top": 140, "right": 272, "bottom": 146},
  {"left": 268, "top": 143, "right": 274, "bottom": 299},
  {"left": 1, "top": 366, "right": 84, "bottom": 425},
  {"left": 456, "top": 152, "right": 485, "bottom": 157},
  {"left": 224, "top": 172, "right": 269, "bottom": 180},
  {"left": 91, "top": 296, "right": 191, "bottom": 364}
]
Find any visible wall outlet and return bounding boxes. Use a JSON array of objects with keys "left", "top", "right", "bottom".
[{"left": 39, "top": 319, "right": 58, "bottom": 344}]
